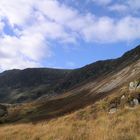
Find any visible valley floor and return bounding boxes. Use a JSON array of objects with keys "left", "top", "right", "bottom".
[{"left": 0, "top": 103, "right": 139, "bottom": 140}]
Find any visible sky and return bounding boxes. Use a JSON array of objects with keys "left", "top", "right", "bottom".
[{"left": 0, "top": 0, "right": 140, "bottom": 71}]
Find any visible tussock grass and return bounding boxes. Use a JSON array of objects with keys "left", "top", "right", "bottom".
[
  {"left": 0, "top": 87, "right": 139, "bottom": 140},
  {"left": 0, "top": 104, "right": 139, "bottom": 140}
]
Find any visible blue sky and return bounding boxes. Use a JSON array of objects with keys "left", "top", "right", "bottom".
[{"left": 0, "top": 0, "right": 140, "bottom": 71}]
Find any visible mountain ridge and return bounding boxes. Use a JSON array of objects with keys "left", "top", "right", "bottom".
[
  {"left": 0, "top": 44, "right": 140, "bottom": 124},
  {"left": 0, "top": 45, "right": 140, "bottom": 104}
]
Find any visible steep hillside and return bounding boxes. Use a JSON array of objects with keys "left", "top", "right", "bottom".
[
  {"left": 0, "top": 45, "right": 140, "bottom": 123},
  {"left": 0, "top": 45, "right": 140, "bottom": 104}
]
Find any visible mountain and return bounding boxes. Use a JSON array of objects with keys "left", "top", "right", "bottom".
[
  {"left": 0, "top": 45, "right": 139, "bottom": 140},
  {"left": 0, "top": 45, "right": 139, "bottom": 120},
  {"left": 0, "top": 68, "right": 71, "bottom": 103},
  {"left": 0, "top": 45, "right": 140, "bottom": 104}
]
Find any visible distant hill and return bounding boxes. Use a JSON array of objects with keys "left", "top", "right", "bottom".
[
  {"left": 0, "top": 68, "right": 71, "bottom": 103},
  {"left": 0, "top": 45, "right": 140, "bottom": 103}
]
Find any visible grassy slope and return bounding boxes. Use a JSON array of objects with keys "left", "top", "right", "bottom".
[{"left": 0, "top": 89, "right": 139, "bottom": 140}]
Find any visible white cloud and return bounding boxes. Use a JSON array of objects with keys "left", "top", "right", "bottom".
[
  {"left": 0, "top": 0, "right": 140, "bottom": 70},
  {"left": 80, "top": 16, "right": 140, "bottom": 43},
  {"left": 0, "top": 0, "right": 36, "bottom": 26},
  {"left": 0, "top": 33, "right": 51, "bottom": 70},
  {"left": 0, "top": 57, "right": 40, "bottom": 71},
  {"left": 37, "top": 0, "right": 77, "bottom": 25},
  {"left": 81, "top": 17, "right": 115, "bottom": 42},
  {"left": 116, "top": 17, "right": 140, "bottom": 41}
]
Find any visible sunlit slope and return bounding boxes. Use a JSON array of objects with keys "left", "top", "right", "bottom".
[{"left": 0, "top": 88, "right": 139, "bottom": 140}]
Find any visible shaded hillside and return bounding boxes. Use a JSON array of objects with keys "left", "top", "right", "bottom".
[
  {"left": 0, "top": 68, "right": 71, "bottom": 103},
  {"left": 0, "top": 68, "right": 71, "bottom": 87},
  {"left": 0, "top": 45, "right": 140, "bottom": 104}
]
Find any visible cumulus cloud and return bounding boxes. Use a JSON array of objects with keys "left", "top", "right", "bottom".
[
  {"left": 0, "top": 0, "right": 36, "bottom": 26},
  {"left": 0, "top": 33, "right": 51, "bottom": 70},
  {"left": 80, "top": 16, "right": 140, "bottom": 43},
  {"left": 0, "top": 0, "right": 140, "bottom": 70}
]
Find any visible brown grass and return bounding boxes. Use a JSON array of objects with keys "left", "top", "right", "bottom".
[
  {"left": 0, "top": 101, "right": 139, "bottom": 140},
  {"left": 0, "top": 86, "right": 139, "bottom": 140}
]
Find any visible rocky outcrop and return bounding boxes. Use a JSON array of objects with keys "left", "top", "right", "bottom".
[
  {"left": 129, "top": 80, "right": 140, "bottom": 91},
  {"left": 109, "top": 108, "right": 117, "bottom": 114},
  {"left": 133, "top": 98, "right": 139, "bottom": 105},
  {"left": 108, "top": 82, "right": 140, "bottom": 114},
  {"left": 129, "top": 98, "right": 139, "bottom": 107}
]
